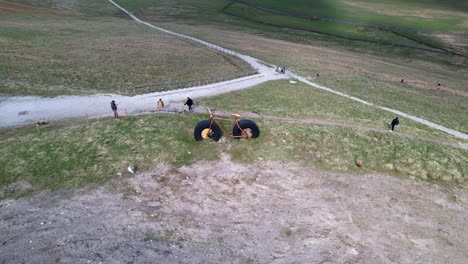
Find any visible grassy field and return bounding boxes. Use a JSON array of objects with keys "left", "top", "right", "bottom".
[
  {"left": 156, "top": 23, "right": 468, "bottom": 135},
  {"left": 0, "top": 0, "right": 251, "bottom": 96},
  {"left": 0, "top": 114, "right": 218, "bottom": 198},
  {"left": 113, "top": 0, "right": 468, "bottom": 134},
  {"left": 1, "top": 0, "right": 467, "bottom": 199},
  {"left": 1, "top": 112, "right": 466, "bottom": 199},
  {"left": 318, "top": 73, "right": 468, "bottom": 134},
  {"left": 117, "top": 0, "right": 468, "bottom": 61},
  {"left": 237, "top": 0, "right": 468, "bottom": 32},
  {"left": 199, "top": 80, "right": 465, "bottom": 142},
  {"left": 224, "top": 1, "right": 454, "bottom": 50}
]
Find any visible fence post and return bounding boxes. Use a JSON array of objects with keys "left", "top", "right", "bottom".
[
  {"left": 35, "top": 123, "right": 40, "bottom": 135},
  {"left": 85, "top": 113, "right": 89, "bottom": 127}
]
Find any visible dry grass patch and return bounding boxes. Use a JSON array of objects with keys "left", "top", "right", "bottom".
[
  {"left": 343, "top": 0, "right": 468, "bottom": 22},
  {"left": 0, "top": 4, "right": 251, "bottom": 96}
]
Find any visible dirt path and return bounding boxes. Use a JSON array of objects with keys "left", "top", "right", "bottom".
[{"left": 1, "top": 155, "right": 467, "bottom": 263}]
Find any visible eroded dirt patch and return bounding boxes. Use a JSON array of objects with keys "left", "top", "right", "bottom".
[{"left": 0, "top": 155, "right": 466, "bottom": 263}]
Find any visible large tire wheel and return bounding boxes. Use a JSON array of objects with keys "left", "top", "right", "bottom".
[
  {"left": 194, "top": 120, "right": 222, "bottom": 141},
  {"left": 232, "top": 119, "right": 260, "bottom": 139}
]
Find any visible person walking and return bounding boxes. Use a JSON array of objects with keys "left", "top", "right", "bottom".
[
  {"left": 184, "top": 97, "right": 194, "bottom": 112},
  {"left": 157, "top": 98, "right": 164, "bottom": 111},
  {"left": 390, "top": 117, "right": 399, "bottom": 131},
  {"left": 111, "top": 100, "right": 119, "bottom": 119}
]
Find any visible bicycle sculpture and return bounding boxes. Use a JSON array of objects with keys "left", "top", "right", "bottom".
[{"left": 194, "top": 108, "right": 260, "bottom": 141}]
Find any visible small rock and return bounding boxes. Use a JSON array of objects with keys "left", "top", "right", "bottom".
[
  {"left": 348, "top": 248, "right": 359, "bottom": 255},
  {"left": 128, "top": 166, "right": 136, "bottom": 174},
  {"left": 117, "top": 172, "right": 123, "bottom": 176},
  {"left": 147, "top": 202, "right": 161, "bottom": 207},
  {"left": 355, "top": 159, "right": 363, "bottom": 167}
]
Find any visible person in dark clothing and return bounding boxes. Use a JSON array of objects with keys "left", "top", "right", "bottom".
[
  {"left": 111, "top": 100, "right": 119, "bottom": 119},
  {"left": 184, "top": 97, "right": 194, "bottom": 112},
  {"left": 390, "top": 117, "right": 399, "bottom": 131}
]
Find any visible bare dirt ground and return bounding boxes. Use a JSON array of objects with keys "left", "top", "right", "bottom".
[{"left": 1, "top": 154, "right": 467, "bottom": 263}]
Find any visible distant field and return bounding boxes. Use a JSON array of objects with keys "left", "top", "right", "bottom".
[
  {"left": 234, "top": 0, "right": 468, "bottom": 32},
  {"left": 0, "top": 0, "right": 251, "bottom": 96},
  {"left": 117, "top": 0, "right": 468, "bottom": 61},
  {"left": 223, "top": 0, "right": 468, "bottom": 57}
]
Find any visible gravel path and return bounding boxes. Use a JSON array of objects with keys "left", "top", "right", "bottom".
[{"left": 0, "top": 72, "right": 286, "bottom": 128}]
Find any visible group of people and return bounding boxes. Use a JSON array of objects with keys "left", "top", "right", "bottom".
[
  {"left": 276, "top": 66, "right": 286, "bottom": 74},
  {"left": 110, "top": 97, "right": 195, "bottom": 119}
]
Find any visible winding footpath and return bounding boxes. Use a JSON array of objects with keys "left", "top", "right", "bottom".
[{"left": 0, "top": 0, "right": 467, "bottom": 145}]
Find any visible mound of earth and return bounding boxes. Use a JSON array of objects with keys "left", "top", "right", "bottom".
[{"left": 1, "top": 154, "right": 466, "bottom": 263}]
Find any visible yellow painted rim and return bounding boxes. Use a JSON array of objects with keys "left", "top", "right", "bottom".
[
  {"left": 201, "top": 128, "right": 212, "bottom": 139},
  {"left": 243, "top": 128, "right": 253, "bottom": 138}
]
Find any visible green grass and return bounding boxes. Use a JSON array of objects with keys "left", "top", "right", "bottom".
[
  {"left": 225, "top": 2, "right": 452, "bottom": 52},
  {"left": 317, "top": 74, "right": 468, "bottom": 134},
  {"left": 0, "top": 114, "right": 219, "bottom": 199},
  {"left": 199, "top": 80, "right": 465, "bottom": 141},
  {"left": 115, "top": 0, "right": 467, "bottom": 62},
  {"left": 241, "top": 0, "right": 467, "bottom": 32},
  {"left": 0, "top": 0, "right": 251, "bottom": 96},
  {"left": 222, "top": 0, "right": 467, "bottom": 60},
  {"left": 232, "top": 119, "right": 467, "bottom": 183},
  {"left": 170, "top": 25, "right": 466, "bottom": 137},
  {"left": 5, "top": 0, "right": 121, "bottom": 15},
  {"left": 1, "top": 112, "right": 465, "bottom": 200}
]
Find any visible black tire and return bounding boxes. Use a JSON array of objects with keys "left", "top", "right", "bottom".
[
  {"left": 232, "top": 119, "right": 260, "bottom": 139},
  {"left": 194, "top": 120, "right": 222, "bottom": 141}
]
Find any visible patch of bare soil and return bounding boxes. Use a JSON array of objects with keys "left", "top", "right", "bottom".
[{"left": 1, "top": 155, "right": 467, "bottom": 263}]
